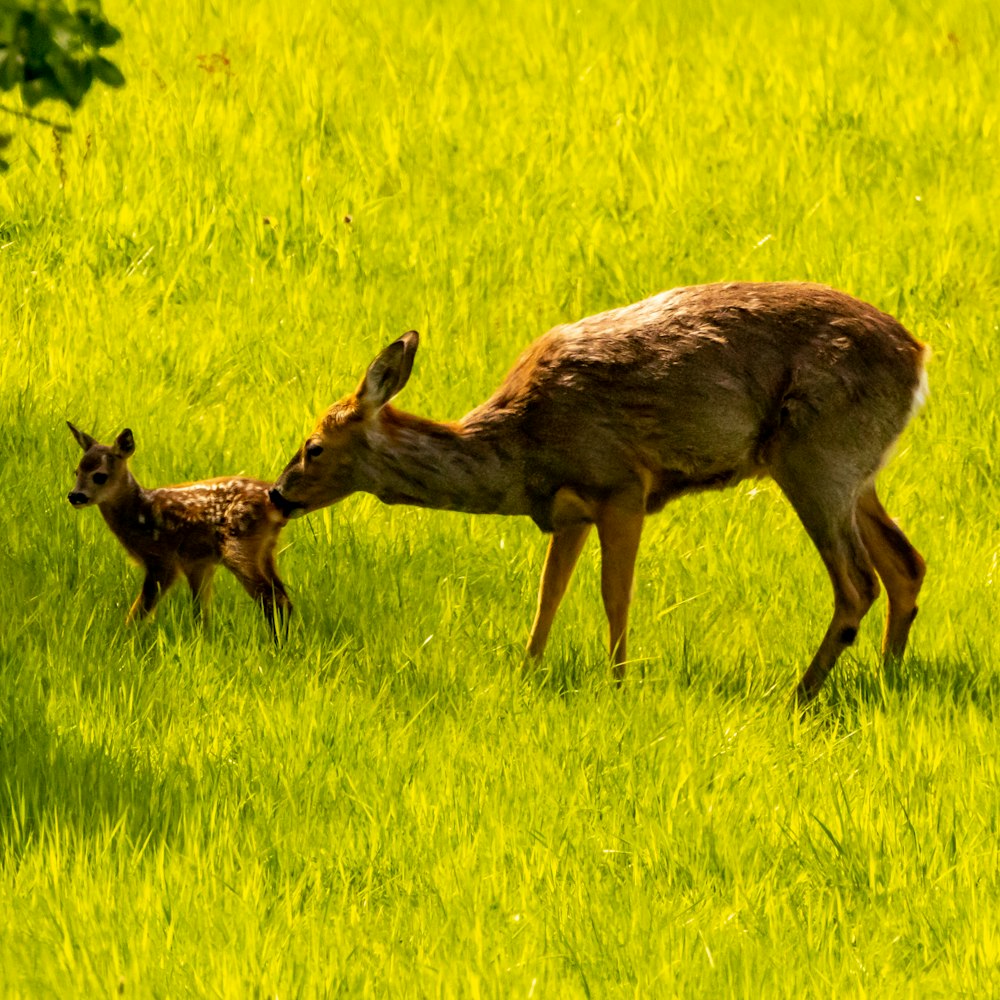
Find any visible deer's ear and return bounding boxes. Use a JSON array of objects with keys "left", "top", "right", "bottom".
[
  {"left": 114, "top": 428, "right": 135, "bottom": 458},
  {"left": 357, "top": 330, "right": 419, "bottom": 412},
  {"left": 67, "top": 421, "right": 96, "bottom": 451}
]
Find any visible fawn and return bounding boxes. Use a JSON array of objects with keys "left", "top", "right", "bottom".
[
  {"left": 67, "top": 423, "right": 292, "bottom": 635},
  {"left": 269, "top": 282, "right": 927, "bottom": 705}
]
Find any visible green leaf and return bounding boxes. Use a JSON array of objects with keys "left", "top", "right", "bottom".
[
  {"left": 89, "top": 20, "right": 120, "bottom": 48},
  {"left": 0, "top": 1, "right": 122, "bottom": 109},
  {"left": 90, "top": 54, "right": 122, "bottom": 87},
  {"left": 0, "top": 48, "right": 24, "bottom": 91},
  {"left": 77, "top": 12, "right": 120, "bottom": 49},
  {"left": 20, "top": 74, "right": 60, "bottom": 106},
  {"left": 50, "top": 56, "right": 91, "bottom": 107}
]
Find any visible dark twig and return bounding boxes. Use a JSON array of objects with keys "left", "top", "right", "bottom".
[{"left": 0, "top": 103, "right": 72, "bottom": 133}]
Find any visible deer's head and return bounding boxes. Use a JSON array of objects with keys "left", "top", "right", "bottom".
[
  {"left": 67, "top": 423, "right": 136, "bottom": 508},
  {"left": 269, "top": 331, "right": 419, "bottom": 518}
]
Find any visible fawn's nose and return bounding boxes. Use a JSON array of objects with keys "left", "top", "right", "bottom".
[{"left": 68, "top": 491, "right": 89, "bottom": 507}]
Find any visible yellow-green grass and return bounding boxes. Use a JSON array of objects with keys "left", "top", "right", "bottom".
[{"left": 1, "top": 0, "right": 999, "bottom": 995}]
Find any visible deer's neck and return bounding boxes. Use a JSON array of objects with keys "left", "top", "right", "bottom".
[
  {"left": 97, "top": 474, "right": 152, "bottom": 540},
  {"left": 360, "top": 408, "right": 528, "bottom": 516}
]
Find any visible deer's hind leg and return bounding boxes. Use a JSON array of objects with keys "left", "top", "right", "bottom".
[
  {"left": 772, "top": 456, "right": 881, "bottom": 707},
  {"left": 223, "top": 541, "right": 290, "bottom": 640},
  {"left": 261, "top": 546, "right": 292, "bottom": 636},
  {"left": 856, "top": 484, "right": 925, "bottom": 663}
]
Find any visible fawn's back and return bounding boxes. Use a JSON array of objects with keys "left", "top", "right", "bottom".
[{"left": 131, "top": 478, "right": 282, "bottom": 562}]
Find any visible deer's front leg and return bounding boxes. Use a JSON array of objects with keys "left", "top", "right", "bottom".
[
  {"left": 184, "top": 562, "right": 217, "bottom": 625},
  {"left": 526, "top": 522, "right": 592, "bottom": 660},
  {"left": 126, "top": 562, "right": 178, "bottom": 624},
  {"left": 595, "top": 506, "right": 645, "bottom": 681}
]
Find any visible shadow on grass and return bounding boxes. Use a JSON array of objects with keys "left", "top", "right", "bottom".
[
  {"left": 512, "top": 642, "right": 781, "bottom": 703},
  {"left": 525, "top": 645, "right": 595, "bottom": 696},
  {"left": 0, "top": 693, "right": 194, "bottom": 863},
  {"left": 819, "top": 653, "right": 1000, "bottom": 720},
  {"left": 528, "top": 642, "right": 1000, "bottom": 720}
]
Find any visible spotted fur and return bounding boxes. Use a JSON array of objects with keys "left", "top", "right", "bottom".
[{"left": 67, "top": 424, "right": 291, "bottom": 635}]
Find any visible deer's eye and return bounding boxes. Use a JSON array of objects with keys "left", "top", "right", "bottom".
[
  {"left": 306, "top": 443, "right": 324, "bottom": 460},
  {"left": 93, "top": 472, "right": 108, "bottom": 485}
]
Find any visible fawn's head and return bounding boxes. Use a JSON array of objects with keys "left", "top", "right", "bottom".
[
  {"left": 270, "top": 331, "right": 419, "bottom": 517},
  {"left": 67, "top": 423, "right": 136, "bottom": 508}
]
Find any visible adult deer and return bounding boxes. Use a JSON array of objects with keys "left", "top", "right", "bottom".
[
  {"left": 270, "top": 283, "right": 927, "bottom": 704},
  {"left": 67, "top": 423, "right": 292, "bottom": 635}
]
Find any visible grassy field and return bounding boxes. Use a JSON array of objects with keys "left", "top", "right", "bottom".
[{"left": 2, "top": 0, "right": 999, "bottom": 994}]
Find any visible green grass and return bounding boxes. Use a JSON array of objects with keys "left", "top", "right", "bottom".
[{"left": 2, "top": 0, "right": 1000, "bottom": 994}]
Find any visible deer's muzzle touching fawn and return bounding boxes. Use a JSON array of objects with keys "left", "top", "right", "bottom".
[
  {"left": 67, "top": 423, "right": 292, "bottom": 636},
  {"left": 269, "top": 282, "right": 927, "bottom": 705}
]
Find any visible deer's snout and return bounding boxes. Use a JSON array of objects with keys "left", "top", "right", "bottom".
[
  {"left": 268, "top": 487, "right": 305, "bottom": 519},
  {"left": 68, "top": 491, "right": 90, "bottom": 507}
]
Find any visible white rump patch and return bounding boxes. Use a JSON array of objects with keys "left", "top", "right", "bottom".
[
  {"left": 907, "top": 358, "right": 930, "bottom": 423},
  {"left": 874, "top": 348, "right": 930, "bottom": 475}
]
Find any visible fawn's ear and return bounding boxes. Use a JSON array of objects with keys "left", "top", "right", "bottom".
[
  {"left": 114, "top": 428, "right": 135, "bottom": 458},
  {"left": 67, "top": 421, "right": 96, "bottom": 451},
  {"left": 357, "top": 330, "right": 419, "bottom": 412}
]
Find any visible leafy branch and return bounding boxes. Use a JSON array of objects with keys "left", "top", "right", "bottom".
[{"left": 0, "top": 0, "right": 124, "bottom": 171}]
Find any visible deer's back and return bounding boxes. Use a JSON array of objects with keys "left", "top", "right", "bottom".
[{"left": 467, "top": 283, "right": 926, "bottom": 505}]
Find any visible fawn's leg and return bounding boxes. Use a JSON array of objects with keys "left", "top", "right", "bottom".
[
  {"left": 261, "top": 547, "right": 292, "bottom": 637},
  {"left": 184, "top": 561, "right": 217, "bottom": 624},
  {"left": 126, "top": 561, "right": 179, "bottom": 624},
  {"left": 224, "top": 546, "right": 285, "bottom": 640}
]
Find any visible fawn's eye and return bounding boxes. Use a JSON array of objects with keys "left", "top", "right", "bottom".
[
  {"left": 306, "top": 443, "right": 324, "bottom": 460},
  {"left": 92, "top": 472, "right": 108, "bottom": 485}
]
